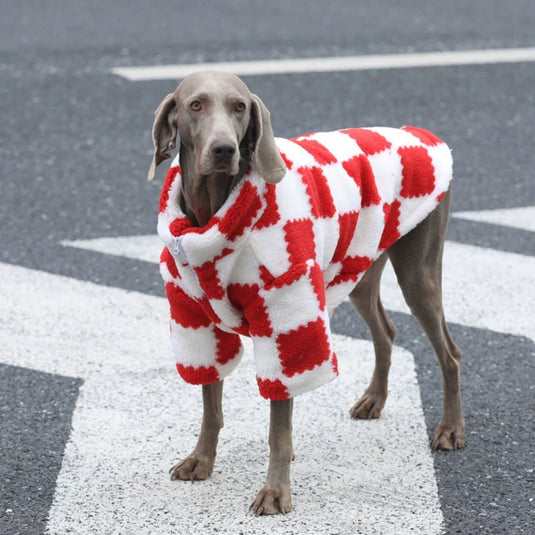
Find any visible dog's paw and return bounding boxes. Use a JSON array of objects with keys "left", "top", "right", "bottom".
[
  {"left": 169, "top": 454, "right": 215, "bottom": 481},
  {"left": 431, "top": 422, "right": 465, "bottom": 451},
  {"left": 250, "top": 484, "right": 292, "bottom": 516},
  {"left": 349, "top": 391, "right": 386, "bottom": 420}
]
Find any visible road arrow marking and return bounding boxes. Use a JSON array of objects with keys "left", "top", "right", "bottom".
[{"left": 0, "top": 261, "right": 442, "bottom": 534}]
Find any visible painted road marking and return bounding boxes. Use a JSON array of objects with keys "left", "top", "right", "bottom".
[
  {"left": 453, "top": 205, "right": 535, "bottom": 233},
  {"left": 112, "top": 47, "right": 535, "bottom": 81},
  {"left": 381, "top": 241, "right": 535, "bottom": 343},
  {"left": 0, "top": 261, "right": 442, "bottom": 535},
  {"left": 62, "top": 234, "right": 159, "bottom": 265},
  {"left": 63, "top": 235, "right": 535, "bottom": 342}
]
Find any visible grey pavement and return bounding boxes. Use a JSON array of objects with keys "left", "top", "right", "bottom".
[{"left": 1, "top": 2, "right": 534, "bottom": 534}]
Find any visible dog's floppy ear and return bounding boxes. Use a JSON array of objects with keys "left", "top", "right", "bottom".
[
  {"left": 148, "top": 93, "right": 178, "bottom": 181},
  {"left": 249, "top": 94, "right": 286, "bottom": 184}
]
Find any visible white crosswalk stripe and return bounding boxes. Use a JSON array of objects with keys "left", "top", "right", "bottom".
[
  {"left": 0, "top": 261, "right": 442, "bottom": 534},
  {"left": 453, "top": 205, "right": 535, "bottom": 233},
  {"left": 4, "top": 200, "right": 534, "bottom": 532},
  {"left": 63, "top": 230, "right": 535, "bottom": 343}
]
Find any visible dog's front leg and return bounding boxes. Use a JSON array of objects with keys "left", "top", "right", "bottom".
[
  {"left": 251, "top": 398, "right": 294, "bottom": 515},
  {"left": 170, "top": 381, "right": 224, "bottom": 481}
]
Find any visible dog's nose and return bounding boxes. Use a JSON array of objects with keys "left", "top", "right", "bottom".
[{"left": 211, "top": 142, "right": 236, "bottom": 160}]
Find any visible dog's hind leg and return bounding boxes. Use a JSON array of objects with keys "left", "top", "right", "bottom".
[
  {"left": 348, "top": 253, "right": 397, "bottom": 419},
  {"left": 387, "top": 190, "right": 465, "bottom": 450},
  {"left": 170, "top": 380, "right": 224, "bottom": 481}
]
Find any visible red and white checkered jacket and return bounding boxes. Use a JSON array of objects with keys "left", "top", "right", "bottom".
[{"left": 158, "top": 126, "right": 453, "bottom": 400}]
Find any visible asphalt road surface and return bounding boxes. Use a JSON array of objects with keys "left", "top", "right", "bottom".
[{"left": 1, "top": 2, "right": 534, "bottom": 534}]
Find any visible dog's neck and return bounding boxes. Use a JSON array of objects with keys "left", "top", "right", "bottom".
[{"left": 178, "top": 144, "right": 250, "bottom": 227}]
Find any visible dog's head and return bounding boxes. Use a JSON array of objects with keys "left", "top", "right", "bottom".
[{"left": 148, "top": 71, "right": 286, "bottom": 185}]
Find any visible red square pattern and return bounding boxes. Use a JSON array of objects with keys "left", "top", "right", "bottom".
[
  {"left": 308, "top": 262, "right": 326, "bottom": 312},
  {"left": 176, "top": 363, "right": 219, "bottom": 384},
  {"left": 401, "top": 126, "right": 443, "bottom": 146},
  {"left": 160, "top": 247, "right": 179, "bottom": 279},
  {"left": 218, "top": 181, "right": 263, "bottom": 241},
  {"left": 159, "top": 165, "right": 180, "bottom": 214},
  {"left": 276, "top": 318, "right": 331, "bottom": 378},
  {"left": 341, "top": 128, "right": 392, "bottom": 155},
  {"left": 327, "top": 255, "right": 374, "bottom": 287},
  {"left": 283, "top": 219, "right": 316, "bottom": 266},
  {"left": 378, "top": 200, "right": 402, "bottom": 251},
  {"left": 293, "top": 138, "right": 338, "bottom": 165},
  {"left": 298, "top": 166, "right": 337, "bottom": 218},
  {"left": 279, "top": 150, "right": 294, "bottom": 170},
  {"left": 193, "top": 248, "right": 233, "bottom": 300},
  {"left": 165, "top": 282, "right": 211, "bottom": 329},
  {"left": 342, "top": 154, "right": 381, "bottom": 207},
  {"left": 332, "top": 211, "right": 360, "bottom": 263},
  {"left": 214, "top": 328, "right": 242, "bottom": 365},
  {"left": 398, "top": 146, "right": 436, "bottom": 198},
  {"left": 256, "top": 184, "right": 280, "bottom": 229},
  {"left": 227, "top": 283, "right": 273, "bottom": 337},
  {"left": 257, "top": 377, "right": 290, "bottom": 400},
  {"left": 160, "top": 127, "right": 452, "bottom": 400}
]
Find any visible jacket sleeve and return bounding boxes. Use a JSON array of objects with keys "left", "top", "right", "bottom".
[
  {"left": 165, "top": 280, "right": 243, "bottom": 384},
  {"left": 244, "top": 260, "right": 338, "bottom": 400}
]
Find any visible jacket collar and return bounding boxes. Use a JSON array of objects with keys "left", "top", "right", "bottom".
[{"left": 158, "top": 163, "right": 268, "bottom": 268}]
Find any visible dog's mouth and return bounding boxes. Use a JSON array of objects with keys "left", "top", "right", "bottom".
[
  {"left": 196, "top": 152, "right": 238, "bottom": 176},
  {"left": 206, "top": 156, "right": 241, "bottom": 177},
  {"left": 215, "top": 163, "right": 233, "bottom": 173}
]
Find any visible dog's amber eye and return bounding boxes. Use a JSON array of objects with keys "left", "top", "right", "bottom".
[
  {"left": 190, "top": 101, "right": 202, "bottom": 112},
  {"left": 235, "top": 102, "right": 246, "bottom": 112}
]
